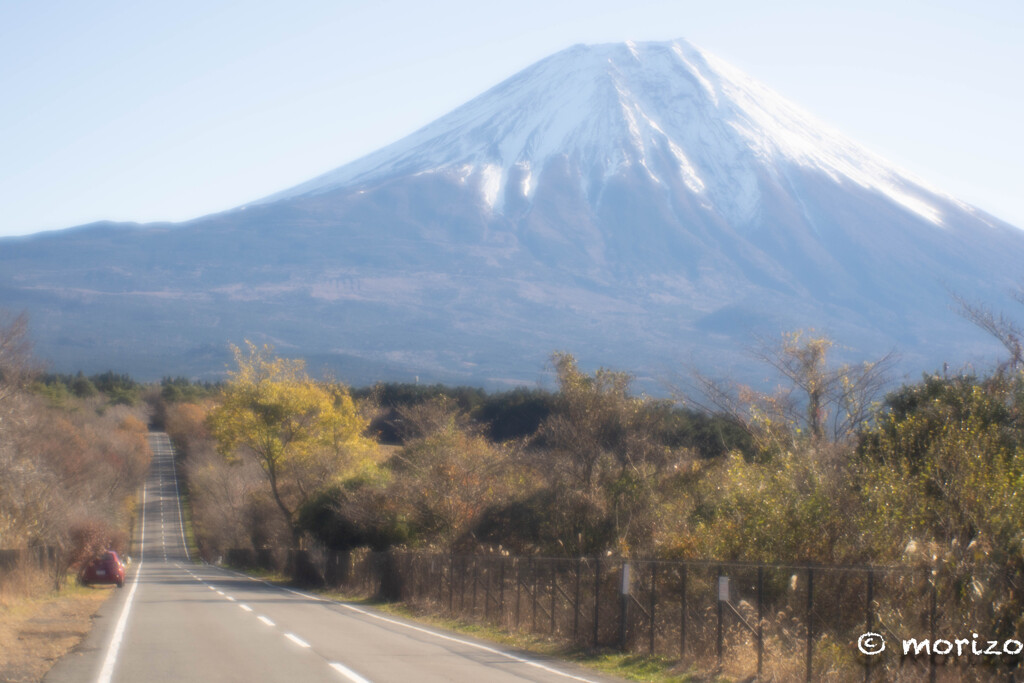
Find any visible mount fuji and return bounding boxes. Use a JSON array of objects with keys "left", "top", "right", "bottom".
[{"left": 2, "top": 39, "right": 1022, "bottom": 386}]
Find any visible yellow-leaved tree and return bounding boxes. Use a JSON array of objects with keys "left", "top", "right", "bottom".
[{"left": 207, "top": 342, "right": 372, "bottom": 547}]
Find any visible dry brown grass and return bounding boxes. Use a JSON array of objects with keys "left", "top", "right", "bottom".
[
  {"left": 0, "top": 565, "right": 113, "bottom": 683},
  {"left": 0, "top": 562, "right": 51, "bottom": 609}
]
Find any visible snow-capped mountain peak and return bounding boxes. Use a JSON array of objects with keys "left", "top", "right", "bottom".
[
  {"left": 5, "top": 39, "right": 1024, "bottom": 387},
  {"left": 261, "top": 39, "right": 948, "bottom": 227}
]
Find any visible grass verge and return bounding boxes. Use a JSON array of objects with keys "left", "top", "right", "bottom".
[
  {"left": 171, "top": 452, "right": 202, "bottom": 563},
  {"left": 340, "top": 599, "right": 719, "bottom": 683},
  {"left": 0, "top": 576, "right": 114, "bottom": 683}
]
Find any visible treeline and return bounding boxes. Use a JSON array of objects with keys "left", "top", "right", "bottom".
[
  {"left": 34, "top": 372, "right": 221, "bottom": 409},
  {"left": 351, "top": 381, "right": 748, "bottom": 454},
  {"left": 10, "top": 305, "right": 1021, "bottom": 640},
  {"left": 161, "top": 345, "right": 757, "bottom": 559},
  {"left": 0, "top": 313, "right": 152, "bottom": 592},
  {"left": 164, "top": 329, "right": 1024, "bottom": 604}
]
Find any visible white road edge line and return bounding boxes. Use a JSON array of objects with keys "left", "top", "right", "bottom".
[
  {"left": 284, "top": 633, "right": 310, "bottom": 648},
  {"left": 329, "top": 661, "right": 373, "bottom": 683},
  {"left": 95, "top": 485, "right": 146, "bottom": 683},
  {"left": 258, "top": 616, "right": 275, "bottom": 627},
  {"left": 239, "top": 604, "right": 252, "bottom": 612},
  {"left": 342, "top": 604, "right": 601, "bottom": 683},
  {"left": 214, "top": 566, "right": 601, "bottom": 683}
]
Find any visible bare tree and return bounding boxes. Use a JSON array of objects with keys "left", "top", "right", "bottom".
[
  {"left": 688, "top": 330, "right": 896, "bottom": 448},
  {"left": 955, "top": 291, "right": 1024, "bottom": 375},
  {"left": 753, "top": 331, "right": 897, "bottom": 442},
  {"left": 0, "top": 311, "right": 34, "bottom": 407}
]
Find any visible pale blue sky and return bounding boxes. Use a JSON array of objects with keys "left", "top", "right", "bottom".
[{"left": 2, "top": 0, "right": 1022, "bottom": 237}]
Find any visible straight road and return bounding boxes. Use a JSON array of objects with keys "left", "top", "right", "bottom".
[{"left": 46, "top": 433, "right": 624, "bottom": 683}]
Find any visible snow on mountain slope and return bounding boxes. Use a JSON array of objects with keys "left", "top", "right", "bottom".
[
  {"left": 3, "top": 39, "right": 1022, "bottom": 386},
  {"left": 259, "top": 39, "right": 965, "bottom": 230}
]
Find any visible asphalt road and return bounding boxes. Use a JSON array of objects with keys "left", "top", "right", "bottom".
[{"left": 45, "top": 433, "right": 625, "bottom": 683}]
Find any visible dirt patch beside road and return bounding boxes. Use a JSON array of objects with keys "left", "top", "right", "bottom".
[{"left": 0, "top": 585, "right": 112, "bottom": 683}]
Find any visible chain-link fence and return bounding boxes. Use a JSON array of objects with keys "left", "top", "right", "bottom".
[{"left": 224, "top": 548, "right": 1024, "bottom": 681}]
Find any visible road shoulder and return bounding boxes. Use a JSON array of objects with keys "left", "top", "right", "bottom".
[
  {"left": 0, "top": 584, "right": 114, "bottom": 683},
  {"left": 41, "top": 570, "right": 137, "bottom": 683}
]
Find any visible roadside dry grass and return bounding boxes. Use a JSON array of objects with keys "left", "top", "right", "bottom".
[
  {"left": 352, "top": 600, "right": 724, "bottom": 683},
  {"left": 299, "top": 582, "right": 725, "bottom": 683},
  {"left": 176, "top": 485, "right": 202, "bottom": 563},
  {"left": 0, "top": 569, "right": 113, "bottom": 683}
]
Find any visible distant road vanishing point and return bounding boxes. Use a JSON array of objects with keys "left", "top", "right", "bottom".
[{"left": 44, "top": 433, "right": 622, "bottom": 683}]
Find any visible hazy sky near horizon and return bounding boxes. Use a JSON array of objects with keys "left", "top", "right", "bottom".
[{"left": 2, "top": 0, "right": 1022, "bottom": 237}]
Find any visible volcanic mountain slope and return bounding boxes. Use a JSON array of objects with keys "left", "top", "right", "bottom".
[{"left": 2, "top": 39, "right": 1021, "bottom": 385}]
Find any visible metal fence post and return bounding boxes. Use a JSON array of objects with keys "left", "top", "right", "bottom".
[
  {"left": 437, "top": 556, "right": 444, "bottom": 609},
  {"left": 619, "top": 561, "right": 630, "bottom": 651},
  {"left": 531, "top": 558, "right": 539, "bottom": 632},
  {"left": 484, "top": 557, "right": 491, "bottom": 621},
  {"left": 593, "top": 558, "right": 601, "bottom": 647},
  {"left": 515, "top": 557, "right": 522, "bottom": 630},
  {"left": 929, "top": 576, "right": 937, "bottom": 683},
  {"left": 806, "top": 567, "right": 814, "bottom": 683},
  {"left": 407, "top": 554, "right": 416, "bottom": 602},
  {"left": 499, "top": 557, "right": 506, "bottom": 624},
  {"left": 864, "top": 570, "right": 873, "bottom": 683},
  {"left": 471, "top": 556, "right": 478, "bottom": 617},
  {"left": 550, "top": 561, "right": 557, "bottom": 634},
  {"left": 649, "top": 563, "right": 657, "bottom": 655},
  {"left": 460, "top": 556, "right": 467, "bottom": 612},
  {"left": 448, "top": 553, "right": 454, "bottom": 616},
  {"left": 757, "top": 566, "right": 764, "bottom": 681},
  {"left": 680, "top": 563, "right": 688, "bottom": 659},
  {"left": 574, "top": 557, "right": 581, "bottom": 640},
  {"left": 716, "top": 565, "right": 724, "bottom": 668}
]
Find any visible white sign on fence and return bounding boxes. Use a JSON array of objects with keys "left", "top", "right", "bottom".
[
  {"left": 718, "top": 576, "right": 730, "bottom": 602},
  {"left": 621, "top": 562, "right": 631, "bottom": 594}
]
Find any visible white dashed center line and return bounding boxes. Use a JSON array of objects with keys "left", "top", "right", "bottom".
[
  {"left": 284, "top": 633, "right": 310, "bottom": 648},
  {"left": 329, "top": 661, "right": 373, "bottom": 683},
  {"left": 148, "top": 441, "right": 378, "bottom": 683}
]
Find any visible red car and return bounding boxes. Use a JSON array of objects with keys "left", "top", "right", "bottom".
[{"left": 79, "top": 551, "right": 126, "bottom": 588}]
